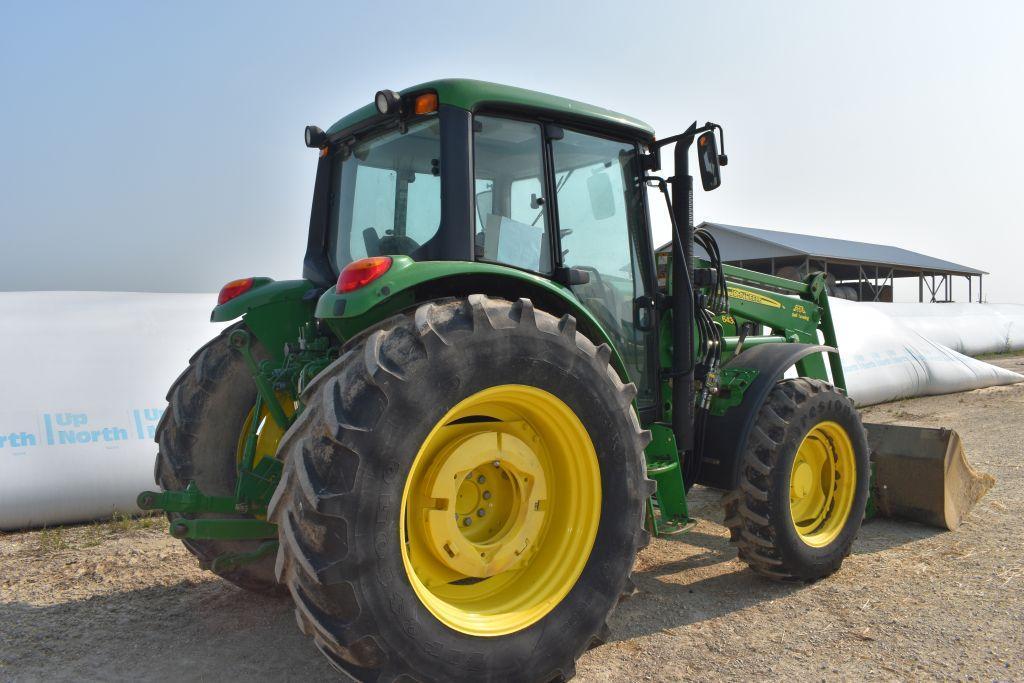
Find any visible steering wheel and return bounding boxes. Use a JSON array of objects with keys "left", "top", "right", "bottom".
[
  {"left": 362, "top": 227, "right": 422, "bottom": 257},
  {"left": 363, "top": 227, "right": 381, "bottom": 256},
  {"left": 379, "top": 233, "right": 420, "bottom": 255}
]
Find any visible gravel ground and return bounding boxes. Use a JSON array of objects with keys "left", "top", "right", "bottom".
[{"left": 2, "top": 356, "right": 1022, "bottom": 682}]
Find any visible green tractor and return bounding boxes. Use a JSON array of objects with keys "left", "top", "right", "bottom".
[{"left": 140, "top": 79, "right": 989, "bottom": 681}]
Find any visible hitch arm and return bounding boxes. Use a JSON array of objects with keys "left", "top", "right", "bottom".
[
  {"left": 228, "top": 328, "right": 291, "bottom": 431},
  {"left": 137, "top": 482, "right": 239, "bottom": 515},
  {"left": 169, "top": 518, "right": 278, "bottom": 541}
]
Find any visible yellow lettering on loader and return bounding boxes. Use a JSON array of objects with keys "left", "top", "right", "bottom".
[{"left": 727, "top": 287, "right": 783, "bottom": 309}]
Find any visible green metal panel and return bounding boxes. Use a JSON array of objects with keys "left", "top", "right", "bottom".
[
  {"left": 326, "top": 79, "right": 655, "bottom": 139},
  {"left": 315, "top": 256, "right": 630, "bottom": 380},
  {"left": 210, "top": 278, "right": 316, "bottom": 322},
  {"left": 724, "top": 283, "right": 821, "bottom": 343},
  {"left": 709, "top": 368, "right": 760, "bottom": 416},
  {"left": 717, "top": 264, "right": 845, "bottom": 388},
  {"left": 721, "top": 263, "right": 812, "bottom": 295},
  {"left": 210, "top": 278, "right": 319, "bottom": 363}
]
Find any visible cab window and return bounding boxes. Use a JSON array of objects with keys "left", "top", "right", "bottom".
[
  {"left": 551, "top": 129, "right": 654, "bottom": 402},
  {"left": 328, "top": 119, "right": 441, "bottom": 268},
  {"left": 472, "top": 116, "right": 551, "bottom": 273}
]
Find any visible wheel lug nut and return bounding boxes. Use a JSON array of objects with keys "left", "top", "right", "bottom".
[
  {"left": 477, "top": 475, "right": 486, "bottom": 484},
  {"left": 482, "top": 491, "right": 491, "bottom": 500},
  {"left": 477, "top": 508, "right": 486, "bottom": 517},
  {"left": 463, "top": 517, "right": 472, "bottom": 527},
  {"left": 492, "top": 460, "right": 500, "bottom": 468}
]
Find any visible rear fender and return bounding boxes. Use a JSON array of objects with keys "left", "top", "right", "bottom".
[
  {"left": 211, "top": 278, "right": 320, "bottom": 362},
  {"left": 315, "top": 257, "right": 629, "bottom": 382},
  {"left": 696, "top": 343, "right": 838, "bottom": 490}
]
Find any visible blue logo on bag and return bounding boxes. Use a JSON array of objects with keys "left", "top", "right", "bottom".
[
  {"left": 1, "top": 406, "right": 166, "bottom": 451},
  {"left": 0, "top": 431, "right": 36, "bottom": 449},
  {"left": 131, "top": 408, "right": 164, "bottom": 440},
  {"left": 43, "top": 412, "right": 128, "bottom": 445}
]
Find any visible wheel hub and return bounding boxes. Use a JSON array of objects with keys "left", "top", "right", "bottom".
[
  {"left": 422, "top": 432, "right": 547, "bottom": 578},
  {"left": 788, "top": 421, "right": 857, "bottom": 547},
  {"left": 790, "top": 461, "right": 814, "bottom": 500}
]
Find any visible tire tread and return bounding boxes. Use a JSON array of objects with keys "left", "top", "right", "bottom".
[{"left": 270, "top": 296, "right": 653, "bottom": 681}]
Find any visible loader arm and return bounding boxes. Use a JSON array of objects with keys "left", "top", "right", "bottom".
[
  {"left": 714, "top": 263, "right": 844, "bottom": 387},
  {"left": 687, "top": 262, "right": 993, "bottom": 530}
]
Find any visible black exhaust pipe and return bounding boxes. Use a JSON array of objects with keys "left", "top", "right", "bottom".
[{"left": 671, "top": 135, "right": 696, "bottom": 454}]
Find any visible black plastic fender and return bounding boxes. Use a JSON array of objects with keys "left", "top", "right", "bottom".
[{"left": 695, "top": 343, "right": 838, "bottom": 490}]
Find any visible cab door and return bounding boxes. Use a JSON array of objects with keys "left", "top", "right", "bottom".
[{"left": 548, "top": 128, "right": 660, "bottom": 414}]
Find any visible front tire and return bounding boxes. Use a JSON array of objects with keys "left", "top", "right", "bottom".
[
  {"left": 269, "top": 296, "right": 652, "bottom": 682},
  {"left": 723, "top": 378, "right": 870, "bottom": 581}
]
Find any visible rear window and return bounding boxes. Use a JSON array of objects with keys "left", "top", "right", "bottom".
[{"left": 328, "top": 119, "right": 442, "bottom": 269}]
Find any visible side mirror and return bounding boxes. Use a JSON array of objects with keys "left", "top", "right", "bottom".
[
  {"left": 586, "top": 172, "right": 616, "bottom": 220},
  {"left": 697, "top": 132, "right": 721, "bottom": 191}
]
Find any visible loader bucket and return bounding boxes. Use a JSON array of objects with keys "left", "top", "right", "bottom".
[{"left": 864, "top": 423, "right": 994, "bottom": 530}]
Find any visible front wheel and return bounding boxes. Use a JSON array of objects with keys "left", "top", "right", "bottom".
[
  {"left": 269, "top": 296, "right": 652, "bottom": 682},
  {"left": 723, "top": 378, "right": 870, "bottom": 581}
]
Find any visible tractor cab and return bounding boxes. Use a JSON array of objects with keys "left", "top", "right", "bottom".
[{"left": 302, "top": 80, "right": 667, "bottom": 412}]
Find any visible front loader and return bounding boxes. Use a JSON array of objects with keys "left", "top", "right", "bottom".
[{"left": 140, "top": 79, "right": 991, "bottom": 681}]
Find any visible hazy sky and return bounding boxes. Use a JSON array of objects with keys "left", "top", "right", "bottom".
[{"left": 2, "top": 1, "right": 1022, "bottom": 302}]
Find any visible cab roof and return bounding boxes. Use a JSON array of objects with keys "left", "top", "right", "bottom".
[{"left": 326, "top": 78, "right": 655, "bottom": 140}]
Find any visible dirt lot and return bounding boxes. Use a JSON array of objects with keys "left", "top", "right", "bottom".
[{"left": 3, "top": 356, "right": 1023, "bottom": 682}]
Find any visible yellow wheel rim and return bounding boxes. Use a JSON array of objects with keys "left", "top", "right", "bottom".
[
  {"left": 789, "top": 420, "right": 857, "bottom": 547},
  {"left": 236, "top": 399, "right": 294, "bottom": 515},
  {"left": 235, "top": 398, "right": 294, "bottom": 469},
  {"left": 400, "top": 384, "right": 601, "bottom": 637}
]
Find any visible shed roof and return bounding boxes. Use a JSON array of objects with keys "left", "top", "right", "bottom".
[{"left": 696, "top": 223, "right": 986, "bottom": 276}]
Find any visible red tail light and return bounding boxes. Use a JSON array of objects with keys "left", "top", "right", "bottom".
[
  {"left": 338, "top": 257, "right": 393, "bottom": 293},
  {"left": 217, "top": 277, "right": 255, "bottom": 305}
]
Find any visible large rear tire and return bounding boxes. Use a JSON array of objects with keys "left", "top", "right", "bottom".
[
  {"left": 723, "top": 378, "right": 870, "bottom": 581},
  {"left": 154, "top": 323, "right": 281, "bottom": 593},
  {"left": 269, "top": 296, "right": 652, "bottom": 682}
]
